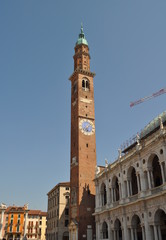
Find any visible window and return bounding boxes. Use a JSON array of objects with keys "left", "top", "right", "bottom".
[
  {"left": 65, "top": 220, "right": 69, "bottom": 227},
  {"left": 10, "top": 226, "right": 12, "bottom": 232},
  {"left": 18, "top": 214, "right": 20, "bottom": 218},
  {"left": 82, "top": 79, "right": 90, "bottom": 91},
  {"left": 65, "top": 196, "right": 69, "bottom": 204},
  {"left": 17, "top": 219, "right": 20, "bottom": 224},
  {"left": 66, "top": 187, "right": 69, "bottom": 190},
  {"left": 10, "top": 219, "right": 13, "bottom": 224},
  {"left": 65, "top": 208, "right": 69, "bottom": 216},
  {"left": 17, "top": 225, "right": 19, "bottom": 232}
]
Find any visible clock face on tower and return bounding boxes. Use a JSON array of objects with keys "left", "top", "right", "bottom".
[{"left": 79, "top": 119, "right": 95, "bottom": 135}]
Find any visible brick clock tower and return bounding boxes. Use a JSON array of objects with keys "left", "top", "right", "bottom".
[{"left": 68, "top": 26, "right": 97, "bottom": 240}]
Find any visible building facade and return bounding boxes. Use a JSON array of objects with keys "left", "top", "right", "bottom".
[
  {"left": 68, "top": 25, "right": 97, "bottom": 240},
  {"left": 47, "top": 182, "right": 70, "bottom": 240},
  {"left": 0, "top": 204, "right": 46, "bottom": 240},
  {"left": 27, "top": 210, "right": 47, "bottom": 240},
  {"left": 5, "top": 205, "right": 28, "bottom": 240},
  {"left": 94, "top": 111, "right": 166, "bottom": 240},
  {"left": 0, "top": 204, "right": 7, "bottom": 240}
]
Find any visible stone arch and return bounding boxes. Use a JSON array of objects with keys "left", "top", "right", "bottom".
[
  {"left": 147, "top": 152, "right": 160, "bottom": 168},
  {"left": 102, "top": 221, "right": 108, "bottom": 239},
  {"left": 148, "top": 153, "right": 163, "bottom": 187},
  {"left": 100, "top": 182, "right": 107, "bottom": 206},
  {"left": 131, "top": 214, "right": 143, "bottom": 240},
  {"left": 154, "top": 209, "right": 166, "bottom": 238},
  {"left": 112, "top": 176, "right": 119, "bottom": 202},
  {"left": 127, "top": 166, "right": 138, "bottom": 196},
  {"left": 114, "top": 218, "right": 122, "bottom": 240}
]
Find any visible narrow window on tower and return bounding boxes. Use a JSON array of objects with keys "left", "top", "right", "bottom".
[
  {"left": 86, "top": 143, "right": 88, "bottom": 148},
  {"left": 82, "top": 80, "right": 85, "bottom": 88},
  {"left": 82, "top": 79, "right": 90, "bottom": 91}
]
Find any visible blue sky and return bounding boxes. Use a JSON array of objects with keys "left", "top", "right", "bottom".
[{"left": 0, "top": 1, "right": 166, "bottom": 211}]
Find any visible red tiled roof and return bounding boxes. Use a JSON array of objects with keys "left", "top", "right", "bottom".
[
  {"left": 40, "top": 212, "right": 47, "bottom": 216},
  {"left": 28, "top": 210, "right": 47, "bottom": 216},
  {"left": 5, "top": 206, "right": 25, "bottom": 213},
  {"left": 28, "top": 210, "right": 41, "bottom": 215}
]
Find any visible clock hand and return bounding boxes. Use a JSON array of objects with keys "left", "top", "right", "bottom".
[{"left": 85, "top": 124, "right": 90, "bottom": 131}]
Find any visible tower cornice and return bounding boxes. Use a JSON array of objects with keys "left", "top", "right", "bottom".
[{"left": 69, "top": 69, "right": 95, "bottom": 81}]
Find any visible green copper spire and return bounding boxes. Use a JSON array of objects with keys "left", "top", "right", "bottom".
[{"left": 76, "top": 23, "right": 88, "bottom": 46}]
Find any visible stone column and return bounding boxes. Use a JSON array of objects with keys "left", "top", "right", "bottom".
[
  {"left": 117, "top": 230, "right": 119, "bottom": 240},
  {"left": 113, "top": 188, "right": 116, "bottom": 202},
  {"left": 107, "top": 221, "right": 111, "bottom": 240},
  {"left": 99, "top": 192, "right": 102, "bottom": 207},
  {"left": 123, "top": 216, "right": 128, "bottom": 240},
  {"left": 160, "top": 162, "right": 165, "bottom": 184},
  {"left": 111, "top": 188, "right": 114, "bottom": 203},
  {"left": 121, "top": 181, "right": 125, "bottom": 199},
  {"left": 127, "top": 181, "right": 130, "bottom": 197},
  {"left": 153, "top": 225, "right": 158, "bottom": 240},
  {"left": 140, "top": 171, "right": 146, "bottom": 191},
  {"left": 144, "top": 211, "right": 151, "bottom": 239},
  {"left": 129, "top": 180, "right": 132, "bottom": 196},
  {"left": 147, "top": 170, "right": 152, "bottom": 189},
  {"left": 157, "top": 225, "right": 162, "bottom": 240},
  {"left": 134, "top": 228, "right": 138, "bottom": 240},
  {"left": 122, "top": 229, "right": 124, "bottom": 240},
  {"left": 95, "top": 185, "right": 99, "bottom": 208},
  {"left": 150, "top": 170, "right": 155, "bottom": 188},
  {"left": 107, "top": 187, "right": 110, "bottom": 205},
  {"left": 142, "top": 226, "right": 145, "bottom": 240},
  {"left": 119, "top": 183, "right": 122, "bottom": 200},
  {"left": 136, "top": 174, "right": 141, "bottom": 192},
  {"left": 95, "top": 222, "right": 100, "bottom": 240},
  {"left": 131, "top": 228, "right": 134, "bottom": 240},
  {"left": 113, "top": 229, "right": 116, "bottom": 240}
]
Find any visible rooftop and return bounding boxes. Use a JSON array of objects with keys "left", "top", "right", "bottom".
[{"left": 121, "top": 111, "right": 166, "bottom": 154}]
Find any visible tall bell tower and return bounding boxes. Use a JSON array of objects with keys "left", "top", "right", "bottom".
[{"left": 69, "top": 25, "right": 97, "bottom": 240}]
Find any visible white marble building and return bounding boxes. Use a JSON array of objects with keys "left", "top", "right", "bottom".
[{"left": 94, "top": 111, "right": 166, "bottom": 240}]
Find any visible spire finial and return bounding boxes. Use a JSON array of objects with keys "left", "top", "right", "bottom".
[
  {"left": 81, "top": 22, "right": 83, "bottom": 34},
  {"left": 75, "top": 23, "right": 88, "bottom": 46}
]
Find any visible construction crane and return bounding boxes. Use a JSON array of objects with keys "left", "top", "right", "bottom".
[{"left": 130, "top": 87, "right": 166, "bottom": 107}]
